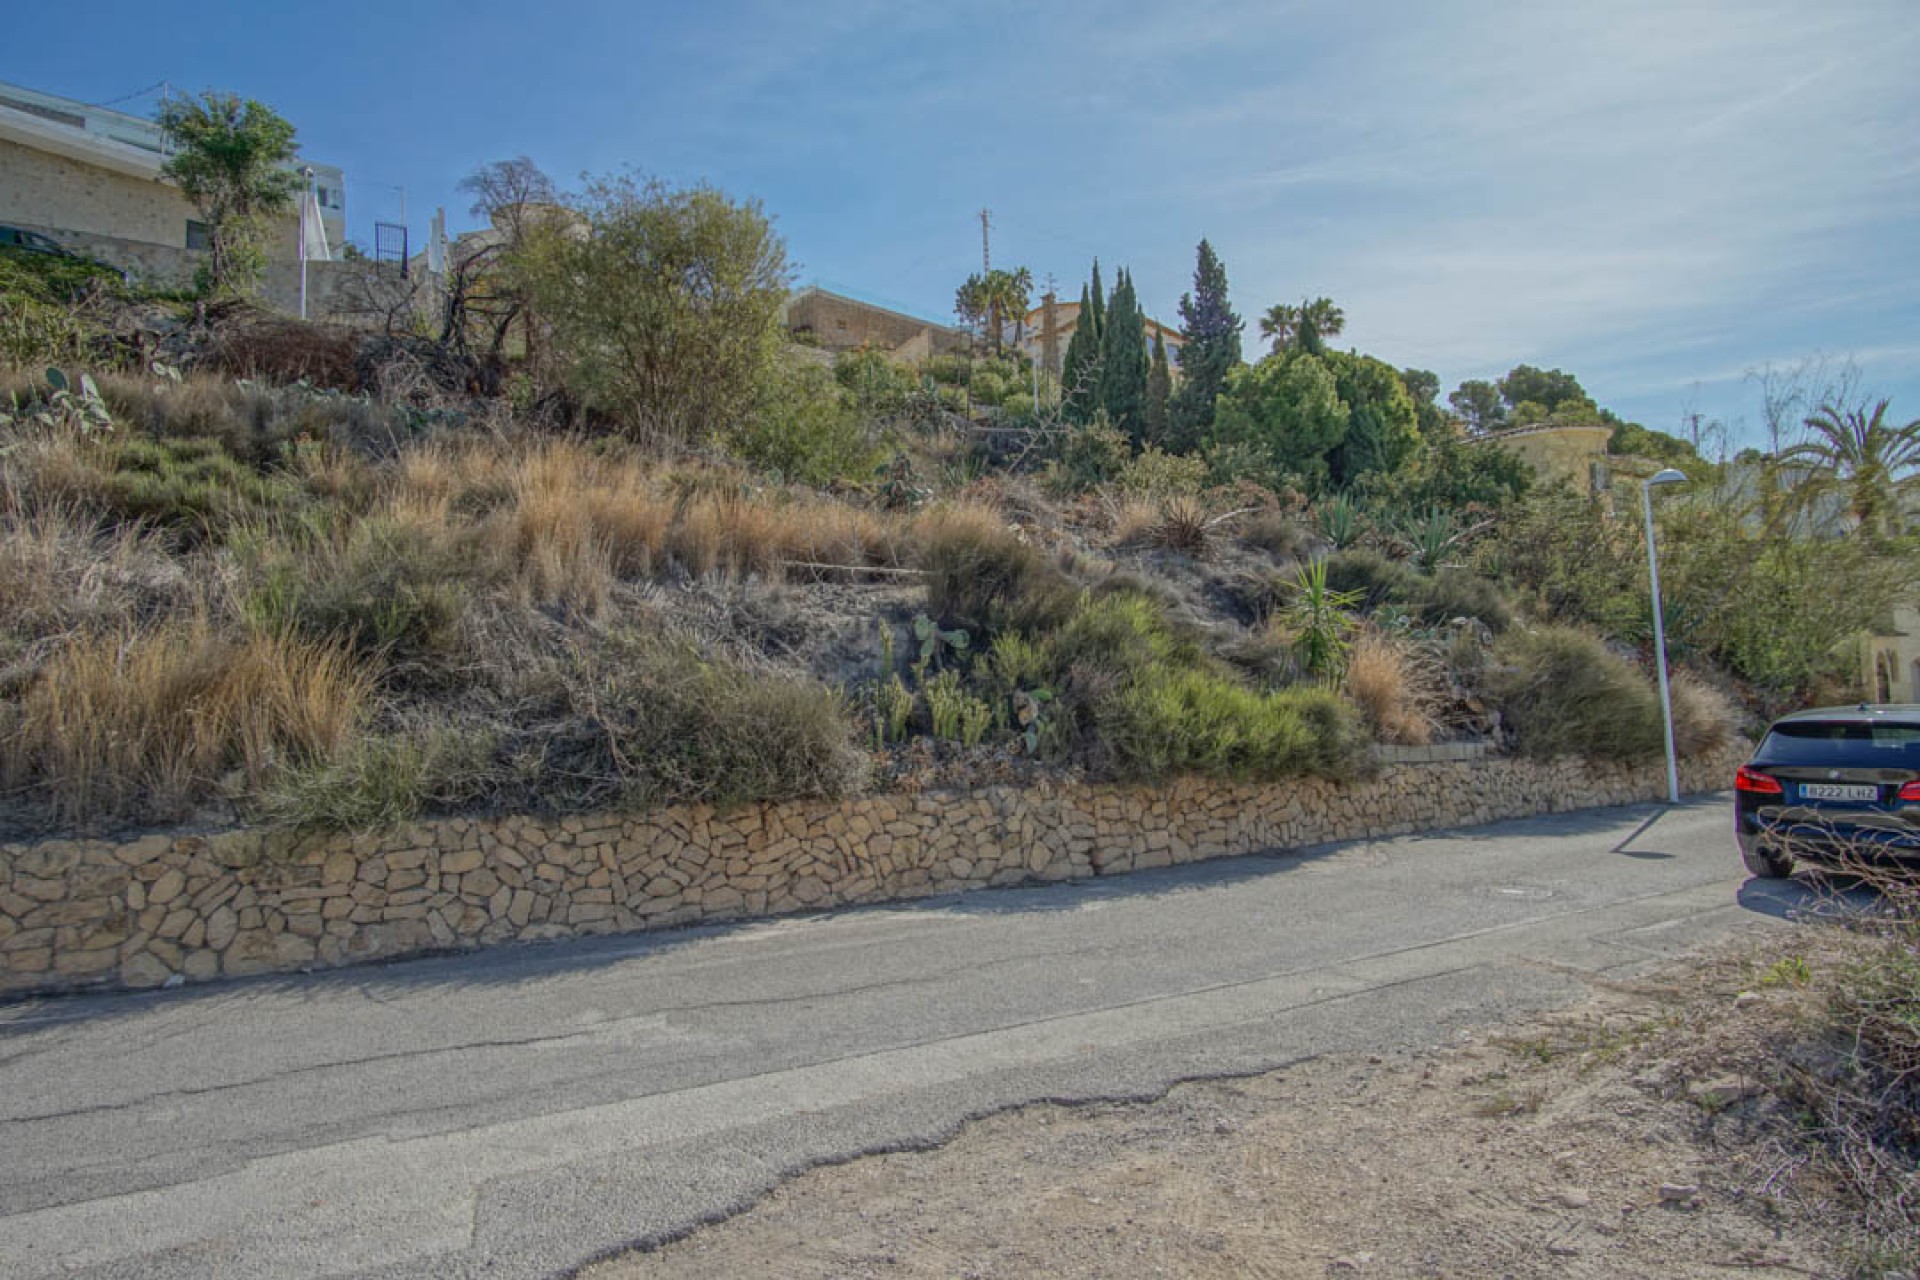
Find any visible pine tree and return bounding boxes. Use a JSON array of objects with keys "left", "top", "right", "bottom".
[
  {"left": 1099, "top": 268, "right": 1149, "bottom": 442},
  {"left": 1145, "top": 329, "right": 1172, "bottom": 447},
  {"left": 1169, "top": 238, "right": 1242, "bottom": 453}
]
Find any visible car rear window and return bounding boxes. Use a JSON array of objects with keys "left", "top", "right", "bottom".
[{"left": 1761, "top": 720, "right": 1920, "bottom": 765}]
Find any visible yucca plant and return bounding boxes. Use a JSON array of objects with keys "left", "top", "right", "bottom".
[{"left": 1278, "top": 558, "right": 1364, "bottom": 684}]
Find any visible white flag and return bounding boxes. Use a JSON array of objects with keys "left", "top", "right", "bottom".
[{"left": 302, "top": 188, "right": 332, "bottom": 263}]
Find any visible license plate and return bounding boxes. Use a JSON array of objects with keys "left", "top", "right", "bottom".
[{"left": 1798, "top": 783, "right": 1880, "bottom": 802}]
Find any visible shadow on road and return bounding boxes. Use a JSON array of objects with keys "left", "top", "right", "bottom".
[{"left": 1736, "top": 872, "right": 1886, "bottom": 922}]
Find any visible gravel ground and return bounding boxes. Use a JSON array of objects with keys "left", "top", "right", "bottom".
[{"left": 588, "top": 935, "right": 1861, "bottom": 1279}]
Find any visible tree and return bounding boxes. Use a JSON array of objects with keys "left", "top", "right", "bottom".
[
  {"left": 1258, "top": 302, "right": 1299, "bottom": 354},
  {"left": 953, "top": 266, "right": 1033, "bottom": 352},
  {"left": 1169, "top": 239, "right": 1243, "bottom": 453},
  {"left": 1296, "top": 297, "right": 1345, "bottom": 356},
  {"left": 1448, "top": 380, "right": 1507, "bottom": 434},
  {"left": 458, "top": 156, "right": 559, "bottom": 238},
  {"left": 1324, "top": 350, "right": 1419, "bottom": 486},
  {"left": 517, "top": 172, "right": 792, "bottom": 447},
  {"left": 1497, "top": 365, "right": 1586, "bottom": 416},
  {"left": 157, "top": 91, "right": 299, "bottom": 296},
  {"left": 1208, "top": 352, "right": 1348, "bottom": 491},
  {"left": 1145, "top": 330, "right": 1172, "bottom": 446},
  {"left": 444, "top": 157, "right": 562, "bottom": 361},
  {"left": 1782, "top": 398, "right": 1920, "bottom": 538},
  {"left": 1100, "top": 268, "right": 1150, "bottom": 441},
  {"left": 1060, "top": 280, "right": 1101, "bottom": 423}
]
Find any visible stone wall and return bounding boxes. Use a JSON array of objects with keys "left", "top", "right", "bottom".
[{"left": 0, "top": 744, "right": 1748, "bottom": 998}]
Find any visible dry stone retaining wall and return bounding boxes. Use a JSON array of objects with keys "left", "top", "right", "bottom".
[{"left": 0, "top": 744, "right": 1747, "bottom": 998}]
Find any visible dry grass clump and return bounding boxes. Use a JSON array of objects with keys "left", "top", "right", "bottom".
[
  {"left": 1149, "top": 495, "right": 1215, "bottom": 558},
  {"left": 0, "top": 503, "right": 186, "bottom": 667},
  {"left": 1345, "top": 628, "right": 1442, "bottom": 746},
  {"left": 1668, "top": 667, "right": 1739, "bottom": 758},
  {"left": 0, "top": 617, "right": 373, "bottom": 827},
  {"left": 1239, "top": 509, "right": 1314, "bottom": 561},
  {"left": 415, "top": 439, "right": 908, "bottom": 602}
]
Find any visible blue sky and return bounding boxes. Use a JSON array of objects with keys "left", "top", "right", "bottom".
[{"left": 7, "top": 0, "right": 1916, "bottom": 450}]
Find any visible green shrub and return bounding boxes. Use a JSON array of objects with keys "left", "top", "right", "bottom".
[
  {"left": 1238, "top": 510, "right": 1313, "bottom": 561},
  {"left": 254, "top": 728, "right": 495, "bottom": 832},
  {"left": 1097, "top": 669, "right": 1364, "bottom": 782},
  {"left": 0, "top": 295, "right": 100, "bottom": 367},
  {"left": 0, "top": 246, "right": 125, "bottom": 305},
  {"left": 1117, "top": 446, "right": 1209, "bottom": 499},
  {"left": 240, "top": 515, "right": 474, "bottom": 672},
  {"left": 728, "top": 360, "right": 885, "bottom": 487},
  {"left": 1043, "top": 418, "right": 1131, "bottom": 494},
  {"left": 1416, "top": 568, "right": 1513, "bottom": 633},
  {"left": 552, "top": 639, "right": 867, "bottom": 810},
  {"left": 1324, "top": 547, "right": 1415, "bottom": 609},
  {"left": 1484, "top": 627, "right": 1662, "bottom": 762},
  {"left": 1323, "top": 548, "right": 1511, "bottom": 631}
]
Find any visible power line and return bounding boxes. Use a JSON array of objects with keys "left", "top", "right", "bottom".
[{"left": 88, "top": 80, "right": 169, "bottom": 109}]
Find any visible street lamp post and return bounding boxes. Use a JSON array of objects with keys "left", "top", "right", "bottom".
[{"left": 1643, "top": 468, "right": 1688, "bottom": 803}]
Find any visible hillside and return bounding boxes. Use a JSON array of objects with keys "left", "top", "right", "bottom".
[{"left": 3, "top": 226, "right": 1908, "bottom": 841}]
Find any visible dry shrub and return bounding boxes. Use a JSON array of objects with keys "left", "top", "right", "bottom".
[
  {"left": 1240, "top": 510, "right": 1313, "bottom": 561},
  {"left": 1150, "top": 495, "right": 1214, "bottom": 558},
  {"left": 1486, "top": 627, "right": 1662, "bottom": 762},
  {"left": 1668, "top": 668, "right": 1738, "bottom": 758},
  {"left": 914, "top": 503, "right": 1074, "bottom": 636},
  {"left": 1, "top": 617, "right": 373, "bottom": 828},
  {"left": 1345, "top": 628, "right": 1441, "bottom": 746},
  {"left": 203, "top": 317, "right": 361, "bottom": 389}
]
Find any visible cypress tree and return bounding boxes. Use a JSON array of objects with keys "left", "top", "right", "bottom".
[
  {"left": 1100, "top": 267, "right": 1149, "bottom": 442},
  {"left": 1061, "top": 283, "right": 1096, "bottom": 421},
  {"left": 1145, "top": 328, "right": 1172, "bottom": 447},
  {"left": 1169, "top": 238, "right": 1242, "bottom": 453},
  {"left": 1088, "top": 259, "right": 1106, "bottom": 343}
]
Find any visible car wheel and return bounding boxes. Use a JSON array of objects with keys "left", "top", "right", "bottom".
[{"left": 1738, "top": 831, "right": 1793, "bottom": 879}]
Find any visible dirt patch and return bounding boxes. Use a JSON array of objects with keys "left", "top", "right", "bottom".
[{"left": 587, "top": 936, "right": 1881, "bottom": 1279}]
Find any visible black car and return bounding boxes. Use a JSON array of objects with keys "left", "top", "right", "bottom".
[
  {"left": 0, "top": 225, "right": 79, "bottom": 258},
  {"left": 1735, "top": 704, "right": 1920, "bottom": 877}
]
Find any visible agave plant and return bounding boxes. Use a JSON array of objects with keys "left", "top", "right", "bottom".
[
  {"left": 1314, "top": 494, "right": 1365, "bottom": 549},
  {"left": 1396, "top": 507, "right": 1493, "bottom": 573}
]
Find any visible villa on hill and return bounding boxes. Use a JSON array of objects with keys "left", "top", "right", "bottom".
[{"left": 0, "top": 78, "right": 346, "bottom": 309}]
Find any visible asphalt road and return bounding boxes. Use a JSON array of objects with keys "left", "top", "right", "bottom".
[{"left": 0, "top": 796, "right": 1812, "bottom": 1279}]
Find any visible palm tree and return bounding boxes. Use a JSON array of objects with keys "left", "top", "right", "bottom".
[
  {"left": 991, "top": 266, "right": 1033, "bottom": 351},
  {"left": 1781, "top": 398, "right": 1920, "bottom": 537},
  {"left": 1299, "top": 297, "right": 1345, "bottom": 350},
  {"left": 1258, "top": 303, "right": 1300, "bottom": 354}
]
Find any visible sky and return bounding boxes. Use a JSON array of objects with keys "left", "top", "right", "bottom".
[{"left": 7, "top": 0, "right": 1917, "bottom": 450}]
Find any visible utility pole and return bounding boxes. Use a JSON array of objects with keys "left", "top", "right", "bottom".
[{"left": 979, "top": 208, "right": 991, "bottom": 275}]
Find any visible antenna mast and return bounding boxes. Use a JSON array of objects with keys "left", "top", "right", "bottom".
[{"left": 979, "top": 208, "right": 991, "bottom": 275}]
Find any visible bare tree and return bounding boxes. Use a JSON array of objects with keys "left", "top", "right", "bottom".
[{"left": 457, "top": 156, "right": 559, "bottom": 238}]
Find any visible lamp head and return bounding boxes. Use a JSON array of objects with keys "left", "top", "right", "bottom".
[{"left": 1646, "top": 468, "right": 1687, "bottom": 488}]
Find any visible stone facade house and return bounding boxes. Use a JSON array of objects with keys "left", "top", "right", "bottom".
[
  {"left": 784, "top": 286, "right": 969, "bottom": 362},
  {"left": 0, "top": 78, "right": 355, "bottom": 313}
]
